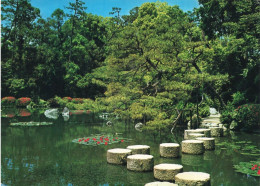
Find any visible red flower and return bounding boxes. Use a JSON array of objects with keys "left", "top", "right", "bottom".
[
  {"left": 86, "top": 138, "right": 90, "bottom": 141},
  {"left": 121, "top": 140, "right": 124, "bottom": 142},
  {"left": 116, "top": 137, "right": 118, "bottom": 139},
  {"left": 113, "top": 139, "right": 115, "bottom": 141},
  {"left": 17, "top": 97, "right": 31, "bottom": 106},
  {"left": 105, "top": 138, "right": 109, "bottom": 141},
  {"left": 105, "top": 142, "right": 108, "bottom": 145},
  {"left": 93, "top": 138, "right": 97, "bottom": 141},
  {"left": 254, "top": 164, "right": 258, "bottom": 168},
  {"left": 78, "top": 139, "right": 82, "bottom": 142},
  {"left": 257, "top": 170, "right": 260, "bottom": 175},
  {"left": 6, "top": 114, "right": 15, "bottom": 118},
  {"left": 251, "top": 167, "right": 256, "bottom": 170},
  {"left": 84, "top": 139, "right": 88, "bottom": 142},
  {"left": 97, "top": 142, "right": 100, "bottom": 144}
]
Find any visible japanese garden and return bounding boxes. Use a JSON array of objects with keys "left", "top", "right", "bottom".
[{"left": 1, "top": 0, "right": 260, "bottom": 185}]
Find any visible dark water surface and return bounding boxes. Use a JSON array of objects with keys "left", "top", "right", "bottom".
[{"left": 1, "top": 109, "right": 260, "bottom": 186}]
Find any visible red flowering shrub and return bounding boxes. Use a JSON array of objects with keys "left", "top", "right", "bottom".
[
  {"left": 1, "top": 97, "right": 16, "bottom": 105},
  {"left": 70, "top": 110, "right": 85, "bottom": 115},
  {"left": 234, "top": 104, "right": 260, "bottom": 130},
  {"left": 63, "top": 97, "right": 72, "bottom": 102},
  {"left": 18, "top": 109, "right": 31, "bottom": 117},
  {"left": 72, "top": 98, "right": 84, "bottom": 104},
  {"left": 17, "top": 97, "right": 31, "bottom": 107}
]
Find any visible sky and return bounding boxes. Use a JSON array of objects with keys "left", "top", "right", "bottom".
[{"left": 31, "top": 0, "right": 200, "bottom": 18}]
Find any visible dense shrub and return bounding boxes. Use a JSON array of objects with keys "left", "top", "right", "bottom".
[
  {"left": 1, "top": 97, "right": 16, "bottom": 106},
  {"left": 199, "top": 103, "right": 210, "bottom": 118},
  {"left": 63, "top": 97, "right": 72, "bottom": 102},
  {"left": 72, "top": 98, "right": 84, "bottom": 104},
  {"left": 47, "top": 98, "right": 60, "bottom": 107},
  {"left": 17, "top": 97, "right": 31, "bottom": 107},
  {"left": 233, "top": 104, "right": 260, "bottom": 130},
  {"left": 220, "top": 102, "right": 235, "bottom": 126}
]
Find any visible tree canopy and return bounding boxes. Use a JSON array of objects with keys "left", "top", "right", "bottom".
[{"left": 1, "top": 0, "right": 259, "bottom": 129}]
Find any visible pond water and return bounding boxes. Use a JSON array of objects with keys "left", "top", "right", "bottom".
[{"left": 1, "top": 109, "right": 260, "bottom": 186}]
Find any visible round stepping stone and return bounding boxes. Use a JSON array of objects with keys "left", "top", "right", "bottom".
[
  {"left": 209, "top": 127, "right": 223, "bottom": 137},
  {"left": 175, "top": 172, "right": 210, "bottom": 186},
  {"left": 195, "top": 129, "right": 211, "bottom": 137},
  {"left": 182, "top": 140, "right": 205, "bottom": 155},
  {"left": 187, "top": 133, "right": 205, "bottom": 140},
  {"left": 107, "top": 148, "right": 132, "bottom": 165},
  {"left": 184, "top": 130, "right": 204, "bottom": 140},
  {"left": 127, "top": 145, "right": 150, "bottom": 154},
  {"left": 154, "top": 163, "right": 183, "bottom": 181},
  {"left": 160, "top": 143, "right": 180, "bottom": 158},
  {"left": 145, "top": 181, "right": 178, "bottom": 186},
  {"left": 127, "top": 154, "right": 154, "bottom": 172},
  {"left": 196, "top": 137, "right": 215, "bottom": 150}
]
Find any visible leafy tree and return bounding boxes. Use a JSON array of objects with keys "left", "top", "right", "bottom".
[
  {"left": 94, "top": 2, "right": 227, "bottom": 130},
  {"left": 197, "top": 0, "right": 260, "bottom": 103},
  {"left": 1, "top": 0, "right": 40, "bottom": 97}
]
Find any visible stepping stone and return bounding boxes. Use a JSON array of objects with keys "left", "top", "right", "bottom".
[
  {"left": 182, "top": 140, "right": 205, "bottom": 155},
  {"left": 127, "top": 145, "right": 150, "bottom": 154},
  {"left": 175, "top": 172, "right": 210, "bottom": 186},
  {"left": 145, "top": 181, "right": 178, "bottom": 186},
  {"left": 107, "top": 148, "right": 132, "bottom": 165},
  {"left": 160, "top": 143, "right": 180, "bottom": 158},
  {"left": 187, "top": 133, "right": 205, "bottom": 140},
  {"left": 127, "top": 154, "right": 154, "bottom": 172},
  {"left": 184, "top": 130, "right": 204, "bottom": 140},
  {"left": 195, "top": 129, "right": 211, "bottom": 137},
  {"left": 196, "top": 137, "right": 215, "bottom": 150},
  {"left": 154, "top": 163, "right": 183, "bottom": 181},
  {"left": 209, "top": 127, "right": 223, "bottom": 137}
]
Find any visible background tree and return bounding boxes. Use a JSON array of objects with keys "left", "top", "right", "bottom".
[{"left": 197, "top": 0, "right": 260, "bottom": 103}]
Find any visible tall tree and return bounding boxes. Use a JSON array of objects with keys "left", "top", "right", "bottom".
[
  {"left": 197, "top": 0, "right": 260, "bottom": 102},
  {"left": 1, "top": 0, "right": 40, "bottom": 97},
  {"left": 94, "top": 2, "right": 227, "bottom": 130}
]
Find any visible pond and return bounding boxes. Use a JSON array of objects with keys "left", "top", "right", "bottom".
[{"left": 1, "top": 109, "right": 260, "bottom": 186}]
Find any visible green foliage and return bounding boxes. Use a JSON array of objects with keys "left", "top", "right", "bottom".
[
  {"left": 233, "top": 104, "right": 260, "bottom": 130},
  {"left": 92, "top": 2, "right": 227, "bottom": 130},
  {"left": 199, "top": 103, "right": 210, "bottom": 118},
  {"left": 232, "top": 92, "right": 247, "bottom": 107},
  {"left": 220, "top": 102, "right": 236, "bottom": 126}
]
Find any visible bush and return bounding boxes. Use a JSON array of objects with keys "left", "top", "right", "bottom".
[
  {"left": 17, "top": 97, "right": 31, "bottom": 107},
  {"left": 72, "top": 98, "right": 84, "bottom": 104},
  {"left": 1, "top": 97, "right": 16, "bottom": 106},
  {"left": 199, "top": 103, "right": 210, "bottom": 118},
  {"left": 233, "top": 104, "right": 260, "bottom": 131},
  {"left": 47, "top": 98, "right": 60, "bottom": 107},
  {"left": 220, "top": 102, "right": 235, "bottom": 126},
  {"left": 63, "top": 97, "right": 72, "bottom": 102},
  {"left": 232, "top": 92, "right": 247, "bottom": 107}
]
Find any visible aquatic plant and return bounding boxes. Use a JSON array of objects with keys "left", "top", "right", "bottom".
[
  {"left": 10, "top": 122, "right": 53, "bottom": 126},
  {"left": 234, "top": 161, "right": 260, "bottom": 177},
  {"left": 72, "top": 134, "right": 131, "bottom": 146},
  {"left": 216, "top": 141, "right": 260, "bottom": 156},
  {"left": 18, "top": 109, "right": 31, "bottom": 117}
]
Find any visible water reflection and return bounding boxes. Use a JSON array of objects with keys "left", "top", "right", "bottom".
[{"left": 1, "top": 109, "right": 260, "bottom": 185}]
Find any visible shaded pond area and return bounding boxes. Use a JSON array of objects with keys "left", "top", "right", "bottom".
[{"left": 1, "top": 109, "right": 260, "bottom": 185}]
